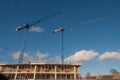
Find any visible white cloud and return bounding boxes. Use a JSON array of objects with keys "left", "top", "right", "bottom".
[
  {"left": 24, "top": 53, "right": 34, "bottom": 62},
  {"left": 64, "top": 50, "right": 99, "bottom": 64},
  {"left": 29, "top": 26, "right": 43, "bottom": 32},
  {"left": 35, "top": 52, "right": 49, "bottom": 63},
  {"left": 36, "top": 52, "right": 49, "bottom": 60},
  {"left": 11, "top": 50, "right": 120, "bottom": 64},
  {"left": 12, "top": 51, "right": 20, "bottom": 59},
  {"left": 12, "top": 51, "right": 49, "bottom": 63},
  {"left": 99, "top": 51, "right": 120, "bottom": 61},
  {"left": 48, "top": 56, "right": 61, "bottom": 63}
]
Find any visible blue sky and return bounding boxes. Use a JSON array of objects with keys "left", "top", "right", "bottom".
[{"left": 0, "top": 0, "right": 120, "bottom": 76}]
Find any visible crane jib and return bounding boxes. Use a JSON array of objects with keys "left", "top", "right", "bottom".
[{"left": 31, "top": 11, "right": 62, "bottom": 26}]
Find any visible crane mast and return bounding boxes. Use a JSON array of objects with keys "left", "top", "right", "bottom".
[
  {"left": 18, "top": 28, "right": 29, "bottom": 63},
  {"left": 52, "top": 27, "right": 64, "bottom": 64}
]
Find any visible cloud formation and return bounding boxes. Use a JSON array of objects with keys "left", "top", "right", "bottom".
[
  {"left": 64, "top": 50, "right": 99, "bottom": 64},
  {"left": 35, "top": 52, "right": 49, "bottom": 63},
  {"left": 29, "top": 26, "right": 43, "bottom": 32},
  {"left": 12, "top": 51, "right": 49, "bottom": 63},
  {"left": 99, "top": 51, "right": 120, "bottom": 60},
  {"left": 48, "top": 56, "right": 61, "bottom": 63},
  {"left": 12, "top": 50, "right": 120, "bottom": 64},
  {"left": 12, "top": 51, "right": 20, "bottom": 59}
]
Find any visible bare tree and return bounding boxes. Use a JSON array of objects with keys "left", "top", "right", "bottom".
[
  {"left": 85, "top": 72, "right": 91, "bottom": 79},
  {"left": 110, "top": 69, "right": 119, "bottom": 74}
]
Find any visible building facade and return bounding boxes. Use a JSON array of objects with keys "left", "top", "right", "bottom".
[{"left": 0, "top": 63, "right": 81, "bottom": 80}]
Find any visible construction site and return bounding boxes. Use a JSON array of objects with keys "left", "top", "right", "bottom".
[
  {"left": 0, "top": 14, "right": 120, "bottom": 80},
  {"left": 0, "top": 11, "right": 82, "bottom": 80},
  {"left": 0, "top": 63, "right": 81, "bottom": 80},
  {"left": 1, "top": 1, "right": 120, "bottom": 80}
]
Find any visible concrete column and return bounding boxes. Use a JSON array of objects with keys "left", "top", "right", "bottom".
[
  {"left": 0, "top": 65, "right": 2, "bottom": 71},
  {"left": 74, "top": 66, "right": 76, "bottom": 80},
  {"left": 33, "top": 65, "right": 37, "bottom": 80},
  {"left": 14, "top": 65, "right": 19, "bottom": 79},
  {"left": 55, "top": 65, "right": 57, "bottom": 79}
]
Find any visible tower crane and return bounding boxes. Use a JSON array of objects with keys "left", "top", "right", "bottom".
[
  {"left": 16, "top": 12, "right": 61, "bottom": 63},
  {"left": 52, "top": 27, "right": 64, "bottom": 64},
  {"left": 51, "top": 16, "right": 112, "bottom": 64}
]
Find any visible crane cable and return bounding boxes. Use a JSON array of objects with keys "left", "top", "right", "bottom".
[{"left": 0, "top": 44, "right": 9, "bottom": 50}]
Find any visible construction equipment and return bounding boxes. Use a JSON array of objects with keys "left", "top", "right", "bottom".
[
  {"left": 52, "top": 27, "right": 64, "bottom": 64},
  {"left": 16, "top": 12, "right": 61, "bottom": 32},
  {"left": 16, "top": 12, "right": 61, "bottom": 63}
]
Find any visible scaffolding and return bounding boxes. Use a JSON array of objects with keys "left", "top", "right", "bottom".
[{"left": 0, "top": 63, "right": 81, "bottom": 79}]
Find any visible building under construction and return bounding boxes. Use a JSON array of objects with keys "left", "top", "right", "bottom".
[{"left": 0, "top": 62, "right": 81, "bottom": 80}]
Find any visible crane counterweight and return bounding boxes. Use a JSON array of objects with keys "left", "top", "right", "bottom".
[{"left": 16, "top": 24, "right": 30, "bottom": 32}]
